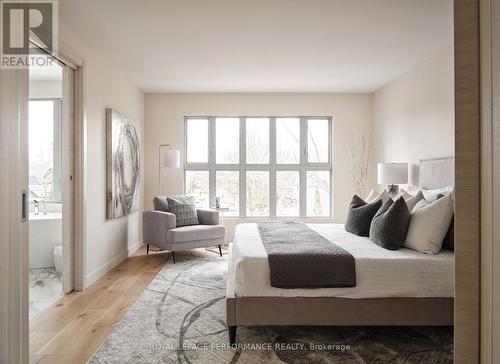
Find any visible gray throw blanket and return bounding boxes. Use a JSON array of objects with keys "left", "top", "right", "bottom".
[{"left": 257, "top": 221, "right": 356, "bottom": 288}]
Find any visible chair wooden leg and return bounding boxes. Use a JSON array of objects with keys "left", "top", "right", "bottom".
[
  {"left": 146, "top": 244, "right": 149, "bottom": 255},
  {"left": 228, "top": 325, "right": 237, "bottom": 345},
  {"left": 218, "top": 245, "right": 222, "bottom": 257},
  {"left": 171, "top": 251, "right": 176, "bottom": 263}
]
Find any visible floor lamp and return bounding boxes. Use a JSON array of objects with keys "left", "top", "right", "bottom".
[{"left": 159, "top": 144, "right": 180, "bottom": 195}]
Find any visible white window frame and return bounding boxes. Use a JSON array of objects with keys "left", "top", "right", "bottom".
[
  {"left": 28, "top": 98, "right": 63, "bottom": 203},
  {"left": 184, "top": 116, "right": 332, "bottom": 218}
]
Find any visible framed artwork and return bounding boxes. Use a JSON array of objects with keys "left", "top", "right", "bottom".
[{"left": 106, "top": 108, "right": 140, "bottom": 219}]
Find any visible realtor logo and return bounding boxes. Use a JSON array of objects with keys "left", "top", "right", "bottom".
[{"left": 1, "top": 0, "right": 57, "bottom": 68}]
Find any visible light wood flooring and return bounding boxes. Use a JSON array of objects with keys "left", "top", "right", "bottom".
[{"left": 29, "top": 247, "right": 216, "bottom": 364}]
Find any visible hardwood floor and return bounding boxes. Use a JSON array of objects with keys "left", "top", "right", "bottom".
[{"left": 28, "top": 247, "right": 211, "bottom": 364}]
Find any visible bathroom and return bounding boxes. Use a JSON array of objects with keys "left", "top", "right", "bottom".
[{"left": 28, "top": 62, "right": 65, "bottom": 319}]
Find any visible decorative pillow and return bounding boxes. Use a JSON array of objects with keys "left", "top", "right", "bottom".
[
  {"left": 345, "top": 195, "right": 383, "bottom": 237},
  {"left": 396, "top": 189, "right": 412, "bottom": 200},
  {"left": 436, "top": 193, "right": 454, "bottom": 251},
  {"left": 373, "top": 189, "right": 391, "bottom": 203},
  {"left": 153, "top": 196, "right": 169, "bottom": 212},
  {"left": 404, "top": 193, "right": 453, "bottom": 254},
  {"left": 404, "top": 185, "right": 421, "bottom": 196},
  {"left": 406, "top": 191, "right": 424, "bottom": 211},
  {"left": 421, "top": 186, "right": 454, "bottom": 202},
  {"left": 166, "top": 195, "right": 199, "bottom": 227},
  {"left": 365, "top": 189, "right": 390, "bottom": 203},
  {"left": 365, "top": 189, "right": 379, "bottom": 203},
  {"left": 369, "top": 197, "right": 411, "bottom": 250},
  {"left": 442, "top": 216, "right": 454, "bottom": 251}
]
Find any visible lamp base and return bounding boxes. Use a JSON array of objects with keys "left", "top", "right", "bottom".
[{"left": 385, "top": 184, "right": 400, "bottom": 198}]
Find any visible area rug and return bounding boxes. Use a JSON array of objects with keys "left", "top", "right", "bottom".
[{"left": 88, "top": 255, "right": 453, "bottom": 363}]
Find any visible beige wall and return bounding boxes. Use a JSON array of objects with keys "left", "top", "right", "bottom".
[
  {"left": 372, "top": 47, "right": 455, "bottom": 186},
  {"left": 59, "top": 24, "right": 145, "bottom": 287},
  {"left": 144, "top": 93, "right": 374, "bottom": 240}
]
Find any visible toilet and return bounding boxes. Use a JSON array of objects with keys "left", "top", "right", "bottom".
[{"left": 53, "top": 245, "right": 63, "bottom": 273}]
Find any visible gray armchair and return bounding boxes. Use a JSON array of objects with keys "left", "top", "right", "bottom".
[{"left": 143, "top": 197, "right": 225, "bottom": 263}]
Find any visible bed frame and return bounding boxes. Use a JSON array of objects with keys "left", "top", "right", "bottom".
[{"left": 226, "top": 157, "right": 455, "bottom": 344}]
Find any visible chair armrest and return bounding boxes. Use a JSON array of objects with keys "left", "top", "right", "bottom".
[
  {"left": 197, "top": 208, "right": 219, "bottom": 225},
  {"left": 143, "top": 210, "right": 176, "bottom": 245}
]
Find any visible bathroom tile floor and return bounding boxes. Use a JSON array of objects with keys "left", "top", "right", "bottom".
[{"left": 29, "top": 267, "right": 64, "bottom": 319}]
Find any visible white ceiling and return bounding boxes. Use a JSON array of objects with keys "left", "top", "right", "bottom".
[{"left": 59, "top": 0, "right": 453, "bottom": 93}]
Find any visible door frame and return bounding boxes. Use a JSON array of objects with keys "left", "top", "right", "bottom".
[{"left": 30, "top": 35, "right": 87, "bottom": 291}]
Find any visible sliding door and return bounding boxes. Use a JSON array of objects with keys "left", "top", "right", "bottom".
[
  {"left": 0, "top": 69, "right": 30, "bottom": 363},
  {"left": 62, "top": 66, "right": 75, "bottom": 293}
]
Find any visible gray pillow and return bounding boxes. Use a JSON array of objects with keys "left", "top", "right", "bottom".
[
  {"left": 345, "top": 195, "right": 383, "bottom": 237},
  {"left": 369, "top": 197, "right": 411, "bottom": 250},
  {"left": 153, "top": 196, "right": 169, "bottom": 212},
  {"left": 166, "top": 195, "right": 199, "bottom": 227}
]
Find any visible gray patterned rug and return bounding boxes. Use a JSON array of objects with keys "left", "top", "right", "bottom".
[{"left": 89, "top": 255, "right": 453, "bottom": 363}]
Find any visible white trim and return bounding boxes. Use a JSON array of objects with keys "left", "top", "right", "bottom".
[
  {"left": 85, "top": 250, "right": 128, "bottom": 288},
  {"left": 73, "top": 65, "right": 86, "bottom": 291},
  {"left": 128, "top": 241, "right": 144, "bottom": 257},
  {"left": 61, "top": 67, "right": 74, "bottom": 294}
]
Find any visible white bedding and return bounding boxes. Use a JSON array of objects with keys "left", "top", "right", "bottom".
[{"left": 229, "top": 223, "right": 454, "bottom": 298}]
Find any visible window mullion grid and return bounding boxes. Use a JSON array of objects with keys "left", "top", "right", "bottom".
[
  {"left": 209, "top": 117, "right": 216, "bottom": 207},
  {"left": 185, "top": 115, "right": 332, "bottom": 218},
  {"left": 239, "top": 117, "right": 246, "bottom": 217},
  {"left": 269, "top": 117, "right": 276, "bottom": 218},
  {"left": 299, "top": 117, "right": 308, "bottom": 218}
]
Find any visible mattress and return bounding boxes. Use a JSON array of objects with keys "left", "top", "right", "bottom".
[{"left": 229, "top": 223, "right": 454, "bottom": 299}]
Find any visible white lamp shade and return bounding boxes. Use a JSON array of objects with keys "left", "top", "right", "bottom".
[
  {"left": 377, "top": 163, "right": 408, "bottom": 185},
  {"left": 161, "top": 149, "right": 180, "bottom": 168}
]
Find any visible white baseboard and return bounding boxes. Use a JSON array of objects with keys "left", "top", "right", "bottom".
[
  {"left": 85, "top": 250, "right": 128, "bottom": 288},
  {"left": 128, "top": 241, "right": 144, "bottom": 256}
]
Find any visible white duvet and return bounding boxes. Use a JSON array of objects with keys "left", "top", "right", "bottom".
[{"left": 229, "top": 223, "right": 454, "bottom": 298}]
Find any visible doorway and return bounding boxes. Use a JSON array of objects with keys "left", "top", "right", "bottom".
[{"left": 28, "top": 59, "right": 75, "bottom": 319}]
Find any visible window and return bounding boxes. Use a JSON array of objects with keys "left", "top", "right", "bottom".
[
  {"left": 276, "top": 117, "right": 300, "bottom": 164},
  {"left": 246, "top": 171, "right": 269, "bottom": 216},
  {"left": 29, "top": 99, "right": 62, "bottom": 202},
  {"left": 184, "top": 116, "right": 332, "bottom": 218},
  {"left": 186, "top": 118, "right": 208, "bottom": 163},
  {"left": 216, "top": 117, "right": 239, "bottom": 164},
  {"left": 276, "top": 171, "right": 300, "bottom": 216},
  {"left": 216, "top": 171, "right": 239, "bottom": 216},
  {"left": 185, "top": 170, "right": 209, "bottom": 207},
  {"left": 246, "top": 118, "right": 269, "bottom": 164},
  {"left": 307, "top": 170, "right": 331, "bottom": 217},
  {"left": 307, "top": 118, "right": 329, "bottom": 163}
]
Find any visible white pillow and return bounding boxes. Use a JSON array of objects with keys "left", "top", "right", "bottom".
[
  {"left": 405, "top": 185, "right": 421, "bottom": 196},
  {"left": 405, "top": 191, "right": 424, "bottom": 211},
  {"left": 391, "top": 189, "right": 422, "bottom": 210},
  {"left": 365, "top": 189, "right": 379, "bottom": 203},
  {"left": 395, "top": 189, "right": 412, "bottom": 200},
  {"left": 404, "top": 193, "right": 453, "bottom": 254},
  {"left": 421, "top": 186, "right": 454, "bottom": 202}
]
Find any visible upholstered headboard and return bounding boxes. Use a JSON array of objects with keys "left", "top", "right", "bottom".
[{"left": 419, "top": 157, "right": 454, "bottom": 189}]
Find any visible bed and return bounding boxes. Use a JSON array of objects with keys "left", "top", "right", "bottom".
[{"left": 226, "top": 157, "right": 455, "bottom": 344}]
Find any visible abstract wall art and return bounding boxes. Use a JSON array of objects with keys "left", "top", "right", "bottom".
[{"left": 106, "top": 108, "right": 140, "bottom": 219}]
